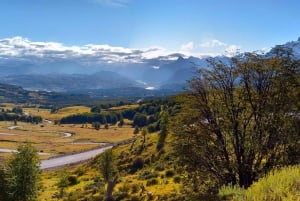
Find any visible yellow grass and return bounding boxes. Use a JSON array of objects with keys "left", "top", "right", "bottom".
[
  {"left": 108, "top": 104, "right": 139, "bottom": 111},
  {"left": 38, "top": 132, "right": 181, "bottom": 200},
  {"left": 0, "top": 119, "right": 134, "bottom": 161},
  {"left": 23, "top": 105, "right": 91, "bottom": 121}
]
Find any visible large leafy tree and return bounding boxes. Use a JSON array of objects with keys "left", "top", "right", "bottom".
[
  {"left": 6, "top": 143, "right": 41, "bottom": 201},
  {"left": 173, "top": 48, "right": 300, "bottom": 195}
]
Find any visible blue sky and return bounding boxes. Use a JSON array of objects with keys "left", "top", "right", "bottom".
[{"left": 0, "top": 0, "right": 300, "bottom": 57}]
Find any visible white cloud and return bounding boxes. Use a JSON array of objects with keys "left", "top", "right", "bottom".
[
  {"left": 180, "top": 41, "right": 194, "bottom": 51},
  {"left": 200, "top": 39, "right": 227, "bottom": 48},
  {"left": 0, "top": 36, "right": 174, "bottom": 63},
  {"left": 0, "top": 36, "right": 243, "bottom": 65}
]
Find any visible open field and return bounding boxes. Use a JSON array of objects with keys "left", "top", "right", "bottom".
[
  {"left": 23, "top": 105, "right": 91, "bottom": 120},
  {"left": 0, "top": 105, "right": 135, "bottom": 161}
]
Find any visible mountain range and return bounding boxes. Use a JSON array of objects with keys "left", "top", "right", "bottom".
[{"left": 0, "top": 37, "right": 299, "bottom": 97}]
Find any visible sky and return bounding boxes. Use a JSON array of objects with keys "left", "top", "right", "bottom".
[{"left": 0, "top": 0, "right": 300, "bottom": 58}]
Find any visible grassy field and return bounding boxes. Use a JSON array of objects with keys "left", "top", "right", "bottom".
[
  {"left": 23, "top": 105, "right": 91, "bottom": 120},
  {"left": 0, "top": 105, "right": 135, "bottom": 161},
  {"left": 38, "top": 132, "right": 181, "bottom": 201}
]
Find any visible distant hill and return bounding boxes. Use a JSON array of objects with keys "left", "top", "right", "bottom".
[
  {"left": 2, "top": 71, "right": 141, "bottom": 92},
  {"left": 0, "top": 37, "right": 299, "bottom": 97},
  {"left": 0, "top": 82, "right": 98, "bottom": 106}
]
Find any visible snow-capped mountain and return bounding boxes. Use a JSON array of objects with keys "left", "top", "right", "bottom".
[{"left": 0, "top": 37, "right": 299, "bottom": 95}]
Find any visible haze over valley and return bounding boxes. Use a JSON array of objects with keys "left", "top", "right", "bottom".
[{"left": 1, "top": 36, "right": 300, "bottom": 97}]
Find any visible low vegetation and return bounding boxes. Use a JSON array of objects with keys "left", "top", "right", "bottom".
[{"left": 219, "top": 165, "right": 300, "bottom": 201}]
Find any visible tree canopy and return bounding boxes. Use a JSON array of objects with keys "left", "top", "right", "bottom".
[
  {"left": 173, "top": 49, "right": 300, "bottom": 196},
  {"left": 6, "top": 143, "right": 41, "bottom": 201}
]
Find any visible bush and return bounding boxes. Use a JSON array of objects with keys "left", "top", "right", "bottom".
[
  {"left": 131, "top": 184, "right": 140, "bottom": 194},
  {"left": 75, "top": 167, "right": 85, "bottom": 176},
  {"left": 173, "top": 176, "right": 181, "bottom": 183},
  {"left": 165, "top": 170, "right": 175, "bottom": 178},
  {"left": 154, "top": 163, "right": 165, "bottom": 171},
  {"left": 138, "top": 170, "right": 159, "bottom": 180},
  {"left": 130, "top": 195, "right": 140, "bottom": 201},
  {"left": 146, "top": 179, "right": 158, "bottom": 186},
  {"left": 130, "top": 158, "right": 144, "bottom": 174},
  {"left": 68, "top": 175, "right": 79, "bottom": 186},
  {"left": 218, "top": 165, "right": 300, "bottom": 201}
]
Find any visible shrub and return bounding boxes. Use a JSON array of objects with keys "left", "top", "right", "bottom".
[
  {"left": 154, "top": 163, "right": 165, "bottom": 171},
  {"left": 146, "top": 179, "right": 158, "bottom": 186},
  {"left": 131, "top": 184, "right": 140, "bottom": 194},
  {"left": 75, "top": 167, "right": 85, "bottom": 176},
  {"left": 68, "top": 175, "right": 79, "bottom": 186},
  {"left": 244, "top": 165, "right": 300, "bottom": 201},
  {"left": 130, "top": 195, "right": 140, "bottom": 201},
  {"left": 218, "top": 165, "right": 300, "bottom": 201},
  {"left": 165, "top": 170, "right": 175, "bottom": 178},
  {"left": 130, "top": 158, "right": 144, "bottom": 174},
  {"left": 138, "top": 170, "right": 159, "bottom": 180},
  {"left": 173, "top": 176, "right": 181, "bottom": 183}
]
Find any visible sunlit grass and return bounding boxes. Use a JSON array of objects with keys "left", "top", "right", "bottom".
[
  {"left": 219, "top": 165, "right": 300, "bottom": 201},
  {"left": 23, "top": 105, "right": 91, "bottom": 121}
]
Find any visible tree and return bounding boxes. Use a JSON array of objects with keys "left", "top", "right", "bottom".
[
  {"left": 133, "top": 113, "right": 147, "bottom": 127},
  {"left": 6, "top": 143, "right": 41, "bottom": 201},
  {"left": 157, "top": 105, "right": 169, "bottom": 151},
  {"left": 57, "top": 168, "right": 70, "bottom": 198},
  {"left": 93, "top": 121, "right": 101, "bottom": 130},
  {"left": 118, "top": 117, "right": 124, "bottom": 127},
  {"left": 91, "top": 106, "right": 101, "bottom": 113},
  {"left": 173, "top": 50, "right": 300, "bottom": 195},
  {"left": 133, "top": 126, "right": 139, "bottom": 134},
  {"left": 99, "top": 149, "right": 118, "bottom": 201},
  {"left": 141, "top": 127, "right": 148, "bottom": 148}
]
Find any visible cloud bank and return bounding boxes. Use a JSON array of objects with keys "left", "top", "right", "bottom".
[
  {"left": 0, "top": 36, "right": 175, "bottom": 64},
  {"left": 0, "top": 37, "right": 241, "bottom": 67}
]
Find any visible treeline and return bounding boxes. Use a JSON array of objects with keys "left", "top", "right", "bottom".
[
  {"left": 59, "top": 98, "right": 180, "bottom": 132},
  {"left": 60, "top": 111, "right": 121, "bottom": 125},
  {"left": 0, "top": 107, "right": 42, "bottom": 124}
]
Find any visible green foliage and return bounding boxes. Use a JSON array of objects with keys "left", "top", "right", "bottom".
[
  {"left": 130, "top": 157, "right": 144, "bottom": 174},
  {"left": 146, "top": 178, "right": 158, "bottom": 186},
  {"left": 219, "top": 184, "right": 245, "bottom": 201},
  {"left": 219, "top": 165, "right": 300, "bottom": 201},
  {"left": 91, "top": 105, "right": 101, "bottom": 113},
  {"left": 92, "top": 121, "right": 101, "bottom": 130},
  {"left": 60, "top": 111, "right": 120, "bottom": 125},
  {"left": 57, "top": 168, "right": 70, "bottom": 198},
  {"left": 67, "top": 175, "right": 79, "bottom": 186},
  {"left": 0, "top": 167, "right": 8, "bottom": 201},
  {"left": 133, "top": 126, "right": 139, "bottom": 134},
  {"left": 6, "top": 143, "right": 41, "bottom": 201},
  {"left": 165, "top": 170, "right": 175, "bottom": 178},
  {"left": 173, "top": 49, "right": 300, "bottom": 196},
  {"left": 12, "top": 107, "right": 23, "bottom": 114},
  {"left": 0, "top": 111, "right": 42, "bottom": 123},
  {"left": 157, "top": 105, "right": 169, "bottom": 151},
  {"left": 138, "top": 170, "right": 159, "bottom": 180},
  {"left": 98, "top": 149, "right": 117, "bottom": 183},
  {"left": 173, "top": 176, "right": 181, "bottom": 183},
  {"left": 133, "top": 113, "right": 147, "bottom": 127}
]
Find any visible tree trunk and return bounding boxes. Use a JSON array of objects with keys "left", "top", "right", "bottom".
[{"left": 105, "top": 177, "right": 118, "bottom": 201}]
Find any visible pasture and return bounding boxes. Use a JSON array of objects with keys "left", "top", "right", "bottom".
[{"left": 0, "top": 105, "right": 135, "bottom": 161}]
